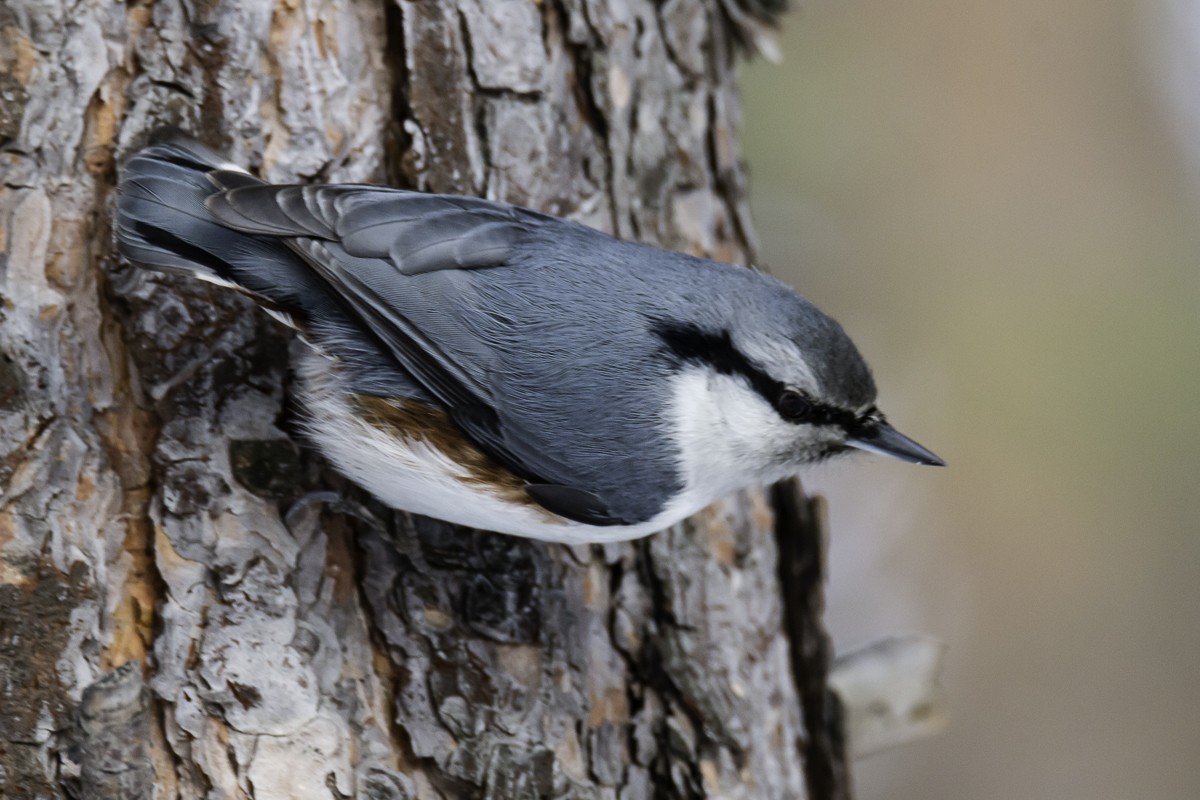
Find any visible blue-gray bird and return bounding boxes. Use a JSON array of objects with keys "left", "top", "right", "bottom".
[{"left": 115, "top": 133, "right": 943, "bottom": 543}]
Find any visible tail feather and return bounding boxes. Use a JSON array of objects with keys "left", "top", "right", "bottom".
[
  {"left": 114, "top": 134, "right": 330, "bottom": 316},
  {"left": 114, "top": 131, "right": 432, "bottom": 401}
]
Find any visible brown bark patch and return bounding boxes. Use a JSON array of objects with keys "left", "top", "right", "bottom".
[{"left": 0, "top": 565, "right": 93, "bottom": 796}]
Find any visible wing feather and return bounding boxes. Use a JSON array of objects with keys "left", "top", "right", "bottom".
[{"left": 204, "top": 181, "right": 633, "bottom": 524}]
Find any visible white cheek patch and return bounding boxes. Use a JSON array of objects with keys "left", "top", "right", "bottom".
[{"left": 667, "top": 368, "right": 799, "bottom": 497}]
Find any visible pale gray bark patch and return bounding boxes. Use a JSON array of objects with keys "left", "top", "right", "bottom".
[
  {"left": 459, "top": 0, "right": 547, "bottom": 94},
  {"left": 829, "top": 636, "right": 948, "bottom": 758},
  {"left": 60, "top": 662, "right": 154, "bottom": 800},
  {"left": 0, "top": 0, "right": 830, "bottom": 797}
]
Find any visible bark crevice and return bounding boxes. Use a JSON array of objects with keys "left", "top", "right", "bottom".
[{"left": 772, "top": 479, "right": 853, "bottom": 800}]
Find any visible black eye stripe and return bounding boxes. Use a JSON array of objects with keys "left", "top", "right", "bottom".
[
  {"left": 653, "top": 320, "right": 780, "bottom": 399},
  {"left": 653, "top": 320, "right": 860, "bottom": 428},
  {"left": 779, "top": 390, "right": 861, "bottom": 428}
]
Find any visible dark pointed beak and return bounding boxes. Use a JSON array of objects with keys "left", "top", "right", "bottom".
[{"left": 846, "top": 422, "right": 945, "bottom": 466}]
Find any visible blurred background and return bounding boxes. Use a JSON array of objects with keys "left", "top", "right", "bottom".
[{"left": 740, "top": 1, "right": 1200, "bottom": 798}]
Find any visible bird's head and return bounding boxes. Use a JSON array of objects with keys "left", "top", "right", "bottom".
[{"left": 655, "top": 285, "right": 942, "bottom": 493}]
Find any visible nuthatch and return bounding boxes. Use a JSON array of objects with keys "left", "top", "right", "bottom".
[{"left": 116, "top": 133, "right": 942, "bottom": 543}]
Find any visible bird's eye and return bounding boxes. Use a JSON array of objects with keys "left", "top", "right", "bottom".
[{"left": 777, "top": 389, "right": 814, "bottom": 423}]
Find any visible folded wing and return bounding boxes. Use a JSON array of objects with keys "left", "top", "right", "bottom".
[{"left": 208, "top": 179, "right": 634, "bottom": 526}]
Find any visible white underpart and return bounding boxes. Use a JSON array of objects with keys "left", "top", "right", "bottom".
[{"left": 296, "top": 355, "right": 825, "bottom": 543}]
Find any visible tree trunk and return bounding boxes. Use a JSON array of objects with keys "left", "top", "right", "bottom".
[{"left": 0, "top": 1, "right": 843, "bottom": 797}]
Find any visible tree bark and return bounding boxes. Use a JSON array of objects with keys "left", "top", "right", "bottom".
[{"left": 0, "top": 1, "right": 839, "bottom": 797}]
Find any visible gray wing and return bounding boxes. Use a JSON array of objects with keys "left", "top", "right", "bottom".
[
  {"left": 115, "top": 137, "right": 428, "bottom": 400},
  {"left": 208, "top": 186, "right": 542, "bottom": 274},
  {"left": 210, "top": 184, "right": 639, "bottom": 525}
]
